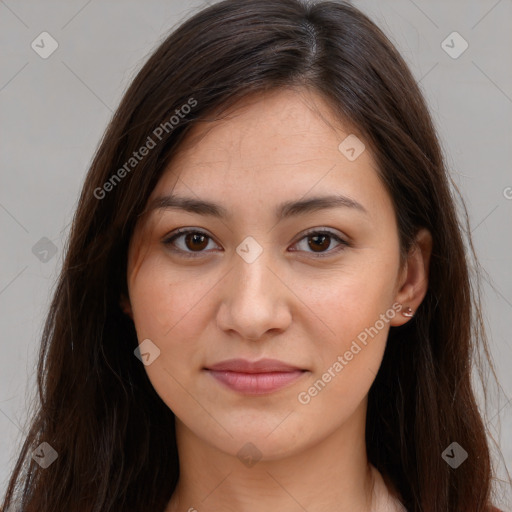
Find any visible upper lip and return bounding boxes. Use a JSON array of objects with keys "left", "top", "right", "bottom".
[{"left": 205, "top": 358, "right": 304, "bottom": 373}]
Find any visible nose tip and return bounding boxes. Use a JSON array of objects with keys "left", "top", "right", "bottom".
[{"left": 215, "top": 256, "right": 293, "bottom": 341}]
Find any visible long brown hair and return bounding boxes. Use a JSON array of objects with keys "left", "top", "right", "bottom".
[{"left": 1, "top": 0, "right": 505, "bottom": 510}]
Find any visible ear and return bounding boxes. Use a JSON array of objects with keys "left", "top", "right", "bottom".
[
  {"left": 390, "top": 228, "right": 432, "bottom": 327},
  {"left": 120, "top": 293, "right": 133, "bottom": 320}
]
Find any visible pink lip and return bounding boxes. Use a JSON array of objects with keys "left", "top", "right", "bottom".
[{"left": 205, "top": 358, "right": 307, "bottom": 395}]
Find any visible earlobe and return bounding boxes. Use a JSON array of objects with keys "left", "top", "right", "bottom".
[
  {"left": 120, "top": 293, "right": 133, "bottom": 320},
  {"left": 390, "top": 228, "right": 432, "bottom": 327}
]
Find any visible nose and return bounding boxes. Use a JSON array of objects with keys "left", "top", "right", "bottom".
[{"left": 216, "top": 247, "right": 292, "bottom": 341}]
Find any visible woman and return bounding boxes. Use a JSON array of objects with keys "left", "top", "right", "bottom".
[{"left": 1, "top": 0, "right": 506, "bottom": 510}]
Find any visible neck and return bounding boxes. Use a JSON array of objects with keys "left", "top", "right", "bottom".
[{"left": 165, "top": 401, "right": 394, "bottom": 512}]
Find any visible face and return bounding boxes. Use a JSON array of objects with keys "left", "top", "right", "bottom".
[{"left": 125, "top": 87, "right": 412, "bottom": 460}]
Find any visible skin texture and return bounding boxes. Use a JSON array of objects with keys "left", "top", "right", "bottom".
[{"left": 122, "top": 88, "right": 432, "bottom": 512}]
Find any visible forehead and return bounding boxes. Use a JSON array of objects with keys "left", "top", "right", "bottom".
[
  {"left": 172, "top": 88, "right": 360, "bottom": 170},
  {"left": 152, "top": 88, "right": 381, "bottom": 197}
]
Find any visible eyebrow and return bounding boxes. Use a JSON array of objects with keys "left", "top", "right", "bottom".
[{"left": 146, "top": 193, "right": 367, "bottom": 221}]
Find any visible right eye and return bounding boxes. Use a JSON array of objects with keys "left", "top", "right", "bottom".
[{"left": 162, "top": 228, "right": 221, "bottom": 258}]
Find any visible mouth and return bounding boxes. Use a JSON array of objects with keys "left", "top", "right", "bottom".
[{"left": 204, "top": 358, "right": 308, "bottom": 395}]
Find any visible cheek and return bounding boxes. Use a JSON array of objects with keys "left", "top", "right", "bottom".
[
  {"left": 303, "top": 258, "right": 398, "bottom": 349},
  {"left": 297, "top": 255, "right": 399, "bottom": 406},
  {"left": 295, "top": 288, "right": 392, "bottom": 427},
  {"left": 128, "top": 255, "right": 210, "bottom": 415},
  {"left": 129, "top": 253, "right": 210, "bottom": 339},
  {"left": 127, "top": 251, "right": 227, "bottom": 380}
]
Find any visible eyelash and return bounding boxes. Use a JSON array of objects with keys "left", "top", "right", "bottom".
[{"left": 162, "top": 228, "right": 349, "bottom": 259}]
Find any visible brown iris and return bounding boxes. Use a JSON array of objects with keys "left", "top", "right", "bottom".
[
  {"left": 308, "top": 234, "right": 331, "bottom": 252},
  {"left": 184, "top": 232, "right": 209, "bottom": 251}
]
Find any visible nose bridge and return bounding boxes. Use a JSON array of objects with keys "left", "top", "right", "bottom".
[
  {"left": 235, "top": 245, "right": 271, "bottom": 295},
  {"left": 218, "top": 240, "right": 290, "bottom": 340},
  {"left": 232, "top": 241, "right": 277, "bottom": 310}
]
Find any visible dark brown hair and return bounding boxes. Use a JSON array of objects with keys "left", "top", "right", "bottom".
[{"left": 1, "top": 0, "right": 506, "bottom": 510}]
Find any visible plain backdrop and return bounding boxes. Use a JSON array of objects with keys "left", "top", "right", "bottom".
[{"left": 1, "top": 0, "right": 511, "bottom": 507}]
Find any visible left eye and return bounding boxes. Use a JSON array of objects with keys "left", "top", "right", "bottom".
[
  {"left": 292, "top": 230, "right": 348, "bottom": 256},
  {"left": 162, "top": 229, "right": 348, "bottom": 258}
]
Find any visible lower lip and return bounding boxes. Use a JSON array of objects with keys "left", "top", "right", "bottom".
[{"left": 207, "top": 370, "right": 305, "bottom": 395}]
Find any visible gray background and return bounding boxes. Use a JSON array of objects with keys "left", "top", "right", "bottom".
[{"left": 1, "top": 0, "right": 511, "bottom": 507}]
